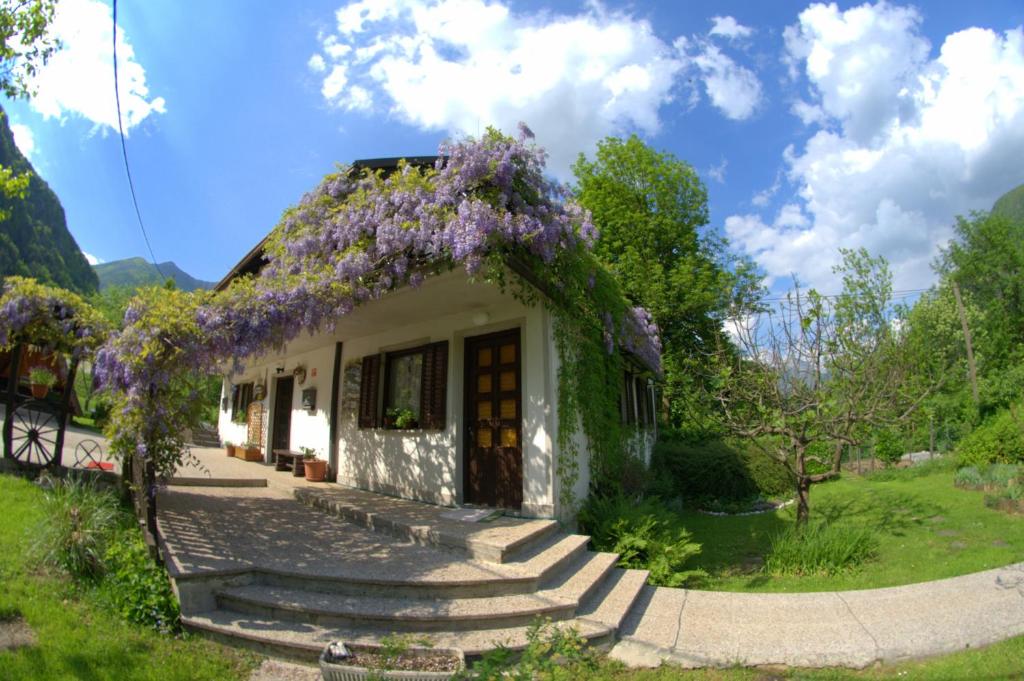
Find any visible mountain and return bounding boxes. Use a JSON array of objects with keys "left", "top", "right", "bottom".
[
  {"left": 92, "top": 257, "right": 216, "bottom": 292},
  {"left": 991, "top": 183, "right": 1024, "bottom": 223},
  {"left": 0, "top": 106, "right": 99, "bottom": 295}
]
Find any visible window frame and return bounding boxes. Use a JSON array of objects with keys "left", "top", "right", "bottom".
[
  {"left": 231, "top": 382, "right": 254, "bottom": 422},
  {"left": 382, "top": 345, "right": 427, "bottom": 429}
]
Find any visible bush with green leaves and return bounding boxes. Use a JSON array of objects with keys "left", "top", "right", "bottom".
[
  {"left": 954, "top": 466, "right": 984, "bottom": 488},
  {"left": 955, "top": 463, "right": 1020, "bottom": 489},
  {"left": 764, "top": 522, "right": 879, "bottom": 576},
  {"left": 873, "top": 429, "right": 905, "bottom": 467},
  {"left": 867, "top": 455, "right": 956, "bottom": 482},
  {"left": 461, "top": 618, "right": 599, "bottom": 681},
  {"left": 956, "top": 406, "right": 1024, "bottom": 466},
  {"left": 35, "top": 475, "right": 119, "bottom": 581},
  {"left": 577, "top": 494, "right": 703, "bottom": 587},
  {"left": 100, "top": 527, "right": 180, "bottom": 633},
  {"left": 650, "top": 438, "right": 792, "bottom": 505}
]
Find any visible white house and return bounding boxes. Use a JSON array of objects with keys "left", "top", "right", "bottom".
[{"left": 216, "top": 158, "right": 657, "bottom": 521}]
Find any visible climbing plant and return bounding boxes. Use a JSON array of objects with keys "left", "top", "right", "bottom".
[
  {"left": 0, "top": 275, "right": 108, "bottom": 354},
  {"left": 89, "top": 125, "right": 661, "bottom": 505}
]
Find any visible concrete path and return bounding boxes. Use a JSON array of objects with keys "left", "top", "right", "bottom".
[{"left": 611, "top": 562, "right": 1024, "bottom": 669}]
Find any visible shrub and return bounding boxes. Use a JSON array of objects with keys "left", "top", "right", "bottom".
[
  {"left": 873, "top": 429, "right": 904, "bottom": 467},
  {"left": 867, "top": 455, "right": 956, "bottom": 481},
  {"left": 36, "top": 475, "right": 119, "bottom": 580},
  {"left": 956, "top": 406, "right": 1024, "bottom": 466},
  {"left": 101, "top": 527, "right": 181, "bottom": 633},
  {"left": 651, "top": 438, "right": 791, "bottom": 504},
  {"left": 764, "top": 523, "right": 879, "bottom": 576},
  {"left": 577, "top": 494, "right": 703, "bottom": 587},
  {"left": 954, "top": 466, "right": 984, "bottom": 488},
  {"left": 463, "top": 618, "right": 599, "bottom": 681}
]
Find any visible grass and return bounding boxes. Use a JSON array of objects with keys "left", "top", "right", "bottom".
[
  {"left": 599, "top": 632, "right": 1024, "bottom": 679},
  {"left": 679, "top": 462, "right": 1024, "bottom": 592},
  {"left": 0, "top": 473, "right": 259, "bottom": 681},
  {"left": 69, "top": 415, "right": 103, "bottom": 433}
]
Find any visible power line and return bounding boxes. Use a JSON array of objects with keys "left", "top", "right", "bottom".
[{"left": 112, "top": 0, "right": 164, "bottom": 280}]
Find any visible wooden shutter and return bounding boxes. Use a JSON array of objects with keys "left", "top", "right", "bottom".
[
  {"left": 419, "top": 341, "right": 449, "bottom": 430},
  {"left": 358, "top": 354, "right": 381, "bottom": 429},
  {"left": 635, "top": 376, "right": 647, "bottom": 427},
  {"left": 624, "top": 372, "right": 636, "bottom": 425}
]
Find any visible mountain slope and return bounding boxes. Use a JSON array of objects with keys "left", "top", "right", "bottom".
[
  {"left": 0, "top": 106, "right": 98, "bottom": 295},
  {"left": 992, "top": 184, "right": 1024, "bottom": 223},
  {"left": 92, "top": 257, "right": 215, "bottom": 292}
]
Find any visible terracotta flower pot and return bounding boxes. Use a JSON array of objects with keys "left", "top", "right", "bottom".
[
  {"left": 30, "top": 384, "right": 49, "bottom": 399},
  {"left": 242, "top": 447, "right": 262, "bottom": 462},
  {"left": 304, "top": 458, "right": 327, "bottom": 482},
  {"left": 225, "top": 444, "right": 236, "bottom": 457}
]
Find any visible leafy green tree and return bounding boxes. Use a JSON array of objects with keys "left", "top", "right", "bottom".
[
  {"left": 710, "top": 249, "right": 938, "bottom": 524},
  {"left": 0, "top": 0, "right": 59, "bottom": 216},
  {"left": 572, "top": 135, "right": 748, "bottom": 435}
]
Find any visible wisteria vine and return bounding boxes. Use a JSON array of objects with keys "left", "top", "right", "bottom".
[{"left": 85, "top": 126, "right": 660, "bottom": 490}]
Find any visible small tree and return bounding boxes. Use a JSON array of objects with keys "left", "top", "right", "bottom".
[{"left": 709, "top": 249, "right": 937, "bottom": 524}]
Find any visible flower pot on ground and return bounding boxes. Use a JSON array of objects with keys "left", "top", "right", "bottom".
[
  {"left": 303, "top": 456, "right": 327, "bottom": 482},
  {"left": 241, "top": 442, "right": 262, "bottom": 462},
  {"left": 319, "top": 640, "right": 464, "bottom": 681},
  {"left": 224, "top": 442, "right": 236, "bottom": 457},
  {"left": 28, "top": 366, "right": 57, "bottom": 399}
]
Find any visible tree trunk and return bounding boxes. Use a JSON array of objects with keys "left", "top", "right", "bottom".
[{"left": 795, "top": 476, "right": 811, "bottom": 526}]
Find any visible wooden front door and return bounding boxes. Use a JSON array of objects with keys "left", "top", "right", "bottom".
[
  {"left": 272, "top": 376, "right": 294, "bottom": 452},
  {"left": 464, "top": 329, "right": 523, "bottom": 509}
]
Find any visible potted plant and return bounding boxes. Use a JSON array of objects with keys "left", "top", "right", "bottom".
[
  {"left": 319, "top": 636, "right": 464, "bottom": 681},
  {"left": 224, "top": 440, "right": 236, "bottom": 457},
  {"left": 301, "top": 446, "right": 327, "bottom": 482},
  {"left": 385, "top": 407, "right": 418, "bottom": 430},
  {"left": 28, "top": 366, "right": 57, "bottom": 399},
  {"left": 241, "top": 440, "right": 262, "bottom": 462}
]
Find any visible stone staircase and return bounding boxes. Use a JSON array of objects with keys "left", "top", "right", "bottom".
[
  {"left": 189, "top": 424, "right": 222, "bottom": 449},
  {"left": 174, "top": 487, "right": 648, "bottom": 662}
]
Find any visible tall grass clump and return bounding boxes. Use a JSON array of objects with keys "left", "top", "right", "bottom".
[
  {"left": 36, "top": 475, "right": 119, "bottom": 580},
  {"left": 578, "top": 494, "right": 704, "bottom": 587},
  {"left": 764, "top": 523, "right": 879, "bottom": 576}
]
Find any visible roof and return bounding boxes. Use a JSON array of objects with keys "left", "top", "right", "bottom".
[{"left": 215, "top": 156, "right": 440, "bottom": 292}]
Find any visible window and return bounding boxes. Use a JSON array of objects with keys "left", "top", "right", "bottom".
[
  {"left": 231, "top": 382, "right": 254, "bottom": 422},
  {"left": 358, "top": 341, "right": 448, "bottom": 430},
  {"left": 385, "top": 348, "right": 424, "bottom": 427},
  {"left": 621, "top": 369, "right": 656, "bottom": 429}
]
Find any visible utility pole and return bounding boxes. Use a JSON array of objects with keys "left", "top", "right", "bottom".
[{"left": 951, "top": 281, "right": 980, "bottom": 407}]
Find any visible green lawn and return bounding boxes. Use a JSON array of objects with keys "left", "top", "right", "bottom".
[
  {"left": 681, "top": 463, "right": 1024, "bottom": 592},
  {"left": 602, "top": 632, "right": 1024, "bottom": 680},
  {"left": 0, "top": 473, "right": 258, "bottom": 681}
]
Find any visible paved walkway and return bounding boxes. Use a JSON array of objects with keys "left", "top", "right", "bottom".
[{"left": 611, "top": 563, "right": 1024, "bottom": 668}]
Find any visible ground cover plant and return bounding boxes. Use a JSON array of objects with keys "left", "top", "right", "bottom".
[{"left": 0, "top": 474, "right": 257, "bottom": 680}]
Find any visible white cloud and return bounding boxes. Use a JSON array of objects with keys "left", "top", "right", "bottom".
[
  {"left": 10, "top": 124, "right": 35, "bottom": 159},
  {"left": 308, "top": 54, "right": 327, "bottom": 73},
  {"left": 27, "top": 0, "right": 165, "bottom": 133},
  {"left": 707, "top": 157, "right": 727, "bottom": 183},
  {"left": 689, "top": 43, "right": 763, "bottom": 120},
  {"left": 312, "top": 0, "right": 696, "bottom": 175},
  {"left": 726, "top": 2, "right": 1024, "bottom": 293},
  {"left": 83, "top": 252, "right": 102, "bottom": 265},
  {"left": 709, "top": 16, "right": 753, "bottom": 41}
]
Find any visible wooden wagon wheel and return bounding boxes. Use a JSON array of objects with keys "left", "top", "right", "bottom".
[{"left": 5, "top": 401, "right": 60, "bottom": 467}]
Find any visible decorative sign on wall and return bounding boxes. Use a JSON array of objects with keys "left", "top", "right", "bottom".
[
  {"left": 301, "top": 388, "right": 317, "bottom": 411},
  {"left": 247, "top": 401, "right": 265, "bottom": 448},
  {"left": 341, "top": 360, "right": 362, "bottom": 422}
]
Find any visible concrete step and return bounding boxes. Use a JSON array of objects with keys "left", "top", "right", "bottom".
[
  {"left": 503, "top": 532, "right": 591, "bottom": 582},
  {"left": 540, "top": 551, "right": 619, "bottom": 605},
  {"left": 576, "top": 568, "right": 649, "bottom": 631},
  {"left": 183, "top": 608, "right": 615, "bottom": 662},
  {"left": 293, "top": 486, "right": 559, "bottom": 564},
  {"left": 216, "top": 585, "right": 577, "bottom": 632}
]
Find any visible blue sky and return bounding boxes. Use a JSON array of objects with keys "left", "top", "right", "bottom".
[{"left": 3, "top": 0, "right": 1023, "bottom": 295}]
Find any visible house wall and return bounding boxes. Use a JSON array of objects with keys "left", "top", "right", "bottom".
[{"left": 215, "top": 271, "right": 653, "bottom": 520}]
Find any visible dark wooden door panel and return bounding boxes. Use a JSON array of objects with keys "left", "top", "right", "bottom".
[
  {"left": 272, "top": 376, "right": 294, "bottom": 452},
  {"left": 464, "top": 329, "right": 522, "bottom": 509}
]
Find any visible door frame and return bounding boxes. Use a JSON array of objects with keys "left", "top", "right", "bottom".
[
  {"left": 462, "top": 327, "right": 523, "bottom": 510},
  {"left": 270, "top": 374, "right": 295, "bottom": 458}
]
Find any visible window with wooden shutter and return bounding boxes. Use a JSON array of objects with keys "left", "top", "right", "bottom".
[
  {"left": 358, "top": 354, "right": 381, "bottom": 429},
  {"left": 635, "top": 375, "right": 648, "bottom": 427},
  {"left": 419, "top": 341, "right": 449, "bottom": 430},
  {"left": 623, "top": 371, "right": 637, "bottom": 425}
]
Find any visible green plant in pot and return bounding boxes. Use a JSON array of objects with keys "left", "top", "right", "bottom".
[
  {"left": 300, "top": 446, "right": 327, "bottom": 482},
  {"left": 241, "top": 440, "right": 261, "bottom": 462},
  {"left": 28, "top": 366, "right": 57, "bottom": 399},
  {"left": 224, "top": 440, "right": 236, "bottom": 457},
  {"left": 385, "top": 407, "right": 417, "bottom": 430}
]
